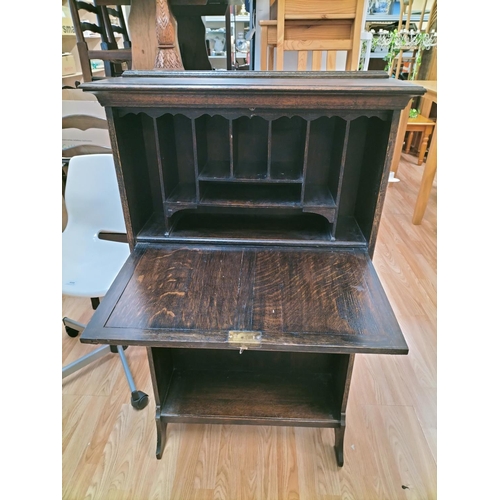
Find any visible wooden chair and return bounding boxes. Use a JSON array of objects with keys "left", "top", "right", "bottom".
[
  {"left": 404, "top": 114, "right": 435, "bottom": 166},
  {"left": 259, "top": 0, "right": 366, "bottom": 71},
  {"left": 62, "top": 97, "right": 112, "bottom": 195},
  {"left": 389, "top": 0, "right": 436, "bottom": 80},
  {"left": 68, "top": 0, "right": 132, "bottom": 82}
]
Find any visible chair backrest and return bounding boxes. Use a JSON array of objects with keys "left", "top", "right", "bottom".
[
  {"left": 64, "top": 154, "right": 126, "bottom": 235},
  {"left": 262, "top": 0, "right": 366, "bottom": 71},
  {"left": 68, "top": 0, "right": 132, "bottom": 82},
  {"left": 62, "top": 114, "right": 112, "bottom": 158}
]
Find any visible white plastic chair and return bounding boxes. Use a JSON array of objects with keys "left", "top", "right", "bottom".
[{"left": 62, "top": 154, "right": 149, "bottom": 410}]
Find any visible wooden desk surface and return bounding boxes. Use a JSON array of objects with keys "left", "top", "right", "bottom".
[
  {"left": 412, "top": 80, "right": 437, "bottom": 99},
  {"left": 81, "top": 244, "right": 408, "bottom": 355}
]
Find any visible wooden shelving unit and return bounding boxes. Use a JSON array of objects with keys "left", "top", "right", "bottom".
[{"left": 204, "top": 13, "right": 250, "bottom": 69}]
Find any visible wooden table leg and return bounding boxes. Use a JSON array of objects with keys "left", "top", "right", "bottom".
[
  {"left": 155, "top": 0, "right": 184, "bottom": 69},
  {"left": 413, "top": 123, "right": 437, "bottom": 225},
  {"left": 420, "top": 95, "right": 432, "bottom": 118},
  {"left": 129, "top": 0, "right": 157, "bottom": 70},
  {"left": 417, "top": 125, "right": 433, "bottom": 166},
  {"left": 405, "top": 131, "right": 414, "bottom": 153},
  {"left": 390, "top": 101, "right": 411, "bottom": 177}
]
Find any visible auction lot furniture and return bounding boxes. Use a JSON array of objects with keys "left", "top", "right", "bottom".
[{"left": 79, "top": 70, "right": 424, "bottom": 466}]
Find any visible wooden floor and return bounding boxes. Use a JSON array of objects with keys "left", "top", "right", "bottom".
[{"left": 62, "top": 153, "right": 437, "bottom": 500}]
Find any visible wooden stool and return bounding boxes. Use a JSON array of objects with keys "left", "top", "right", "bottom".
[{"left": 404, "top": 115, "right": 435, "bottom": 166}]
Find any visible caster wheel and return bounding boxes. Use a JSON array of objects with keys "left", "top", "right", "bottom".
[
  {"left": 65, "top": 326, "right": 79, "bottom": 338},
  {"left": 131, "top": 390, "right": 149, "bottom": 410}
]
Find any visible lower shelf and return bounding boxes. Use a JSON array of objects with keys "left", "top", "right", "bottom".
[{"left": 161, "top": 369, "right": 341, "bottom": 427}]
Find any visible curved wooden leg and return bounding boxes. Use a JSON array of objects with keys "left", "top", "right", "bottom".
[
  {"left": 155, "top": 414, "right": 167, "bottom": 459},
  {"left": 334, "top": 426, "right": 346, "bottom": 467}
]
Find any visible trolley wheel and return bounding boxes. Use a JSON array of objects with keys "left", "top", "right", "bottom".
[
  {"left": 65, "top": 326, "right": 79, "bottom": 338},
  {"left": 131, "top": 390, "right": 149, "bottom": 410}
]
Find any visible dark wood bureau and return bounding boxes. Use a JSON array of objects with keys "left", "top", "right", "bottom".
[{"left": 79, "top": 70, "right": 424, "bottom": 466}]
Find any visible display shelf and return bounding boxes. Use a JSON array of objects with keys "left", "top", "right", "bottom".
[
  {"left": 136, "top": 212, "right": 342, "bottom": 246},
  {"left": 199, "top": 182, "right": 302, "bottom": 208},
  {"left": 161, "top": 368, "right": 341, "bottom": 426},
  {"left": 204, "top": 12, "right": 250, "bottom": 69}
]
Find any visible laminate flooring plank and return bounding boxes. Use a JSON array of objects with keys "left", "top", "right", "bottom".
[
  {"left": 276, "top": 426, "right": 300, "bottom": 500},
  {"left": 82, "top": 402, "right": 153, "bottom": 500},
  {"left": 170, "top": 423, "right": 222, "bottom": 498},
  {"left": 62, "top": 394, "right": 107, "bottom": 492}
]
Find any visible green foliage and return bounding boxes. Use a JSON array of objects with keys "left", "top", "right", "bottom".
[{"left": 371, "top": 29, "right": 432, "bottom": 80}]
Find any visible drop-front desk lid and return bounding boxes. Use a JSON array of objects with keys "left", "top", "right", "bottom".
[{"left": 80, "top": 243, "right": 408, "bottom": 355}]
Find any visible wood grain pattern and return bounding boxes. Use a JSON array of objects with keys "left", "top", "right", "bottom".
[
  {"left": 62, "top": 153, "right": 436, "bottom": 498},
  {"left": 154, "top": 0, "right": 184, "bottom": 70},
  {"left": 129, "top": 0, "right": 157, "bottom": 70},
  {"left": 81, "top": 246, "right": 407, "bottom": 355}
]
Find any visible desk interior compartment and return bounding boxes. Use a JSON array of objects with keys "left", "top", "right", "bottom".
[
  {"left": 270, "top": 116, "right": 307, "bottom": 181},
  {"left": 111, "top": 109, "right": 394, "bottom": 248},
  {"left": 335, "top": 116, "right": 392, "bottom": 244},
  {"left": 149, "top": 348, "right": 350, "bottom": 426},
  {"left": 195, "top": 114, "right": 231, "bottom": 179}
]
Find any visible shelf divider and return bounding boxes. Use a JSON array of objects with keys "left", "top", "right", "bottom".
[
  {"left": 229, "top": 119, "right": 234, "bottom": 177},
  {"left": 191, "top": 118, "right": 200, "bottom": 202},
  {"left": 301, "top": 120, "right": 311, "bottom": 204}
]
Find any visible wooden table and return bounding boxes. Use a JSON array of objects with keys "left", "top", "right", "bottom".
[
  {"left": 389, "top": 80, "right": 437, "bottom": 225},
  {"left": 411, "top": 80, "right": 437, "bottom": 225}
]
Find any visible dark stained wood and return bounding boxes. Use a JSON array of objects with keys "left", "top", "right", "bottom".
[
  {"left": 199, "top": 183, "right": 302, "bottom": 208},
  {"left": 161, "top": 369, "right": 341, "bottom": 426},
  {"left": 81, "top": 243, "right": 407, "bottom": 355},
  {"left": 80, "top": 72, "right": 424, "bottom": 466},
  {"left": 138, "top": 211, "right": 346, "bottom": 246}
]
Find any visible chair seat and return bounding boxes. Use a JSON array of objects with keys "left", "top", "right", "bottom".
[{"left": 62, "top": 232, "right": 129, "bottom": 298}]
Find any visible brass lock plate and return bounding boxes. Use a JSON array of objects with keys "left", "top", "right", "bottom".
[{"left": 228, "top": 330, "right": 262, "bottom": 347}]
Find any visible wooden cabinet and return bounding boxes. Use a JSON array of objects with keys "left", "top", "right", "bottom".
[{"left": 80, "top": 70, "right": 424, "bottom": 466}]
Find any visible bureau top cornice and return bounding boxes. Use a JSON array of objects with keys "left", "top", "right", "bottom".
[{"left": 80, "top": 70, "right": 426, "bottom": 110}]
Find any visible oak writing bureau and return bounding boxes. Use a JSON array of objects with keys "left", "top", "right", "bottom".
[{"left": 79, "top": 71, "right": 425, "bottom": 466}]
